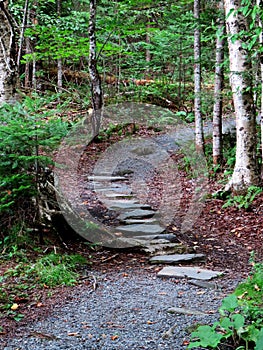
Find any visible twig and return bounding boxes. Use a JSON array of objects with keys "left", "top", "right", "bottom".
[{"left": 100, "top": 253, "right": 119, "bottom": 263}]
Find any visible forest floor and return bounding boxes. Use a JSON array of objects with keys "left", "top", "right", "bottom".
[{"left": 1, "top": 124, "right": 263, "bottom": 347}]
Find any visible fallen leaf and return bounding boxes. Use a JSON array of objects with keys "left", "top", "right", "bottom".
[
  {"left": 183, "top": 340, "right": 190, "bottom": 346},
  {"left": 11, "top": 303, "right": 19, "bottom": 311},
  {"left": 122, "top": 273, "right": 128, "bottom": 277},
  {"left": 67, "top": 332, "right": 79, "bottom": 337},
  {"left": 147, "top": 320, "right": 156, "bottom": 324},
  {"left": 111, "top": 335, "right": 119, "bottom": 340},
  {"left": 158, "top": 292, "right": 167, "bottom": 295},
  {"left": 254, "top": 284, "right": 261, "bottom": 291},
  {"left": 196, "top": 291, "right": 205, "bottom": 295},
  {"left": 36, "top": 302, "right": 44, "bottom": 307}
]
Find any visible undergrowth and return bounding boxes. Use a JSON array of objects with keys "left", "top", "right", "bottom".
[{"left": 188, "top": 259, "right": 263, "bottom": 349}]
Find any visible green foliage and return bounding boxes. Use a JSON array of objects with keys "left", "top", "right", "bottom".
[
  {"left": 188, "top": 262, "right": 263, "bottom": 350},
  {"left": 5, "top": 252, "right": 87, "bottom": 287},
  {"left": 222, "top": 186, "right": 262, "bottom": 210},
  {"left": 31, "top": 253, "right": 87, "bottom": 287},
  {"left": 0, "top": 95, "right": 68, "bottom": 220}
]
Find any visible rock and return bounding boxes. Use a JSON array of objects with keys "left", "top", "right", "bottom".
[
  {"left": 157, "top": 266, "right": 223, "bottom": 280},
  {"left": 117, "top": 223, "right": 165, "bottom": 236},
  {"left": 104, "top": 193, "right": 133, "bottom": 199},
  {"left": 154, "top": 234, "right": 178, "bottom": 243},
  {"left": 95, "top": 184, "right": 132, "bottom": 194},
  {"left": 188, "top": 280, "right": 220, "bottom": 290},
  {"left": 149, "top": 253, "right": 205, "bottom": 264},
  {"left": 142, "top": 243, "right": 189, "bottom": 255},
  {"left": 122, "top": 218, "right": 158, "bottom": 225},
  {"left": 167, "top": 307, "right": 207, "bottom": 316},
  {"left": 108, "top": 202, "right": 152, "bottom": 210},
  {"left": 118, "top": 209, "right": 156, "bottom": 220},
  {"left": 88, "top": 175, "right": 127, "bottom": 182}
]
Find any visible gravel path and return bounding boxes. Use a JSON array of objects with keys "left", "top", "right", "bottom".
[{"left": 3, "top": 269, "right": 240, "bottom": 350}]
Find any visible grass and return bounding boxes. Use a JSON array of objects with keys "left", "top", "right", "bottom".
[{"left": 0, "top": 233, "right": 89, "bottom": 323}]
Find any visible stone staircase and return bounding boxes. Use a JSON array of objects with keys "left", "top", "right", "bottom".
[{"left": 88, "top": 174, "right": 189, "bottom": 255}]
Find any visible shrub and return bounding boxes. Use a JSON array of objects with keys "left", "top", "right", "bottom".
[{"left": 0, "top": 95, "right": 68, "bottom": 231}]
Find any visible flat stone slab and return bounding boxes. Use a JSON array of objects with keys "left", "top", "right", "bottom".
[
  {"left": 117, "top": 224, "right": 165, "bottom": 235},
  {"left": 118, "top": 209, "right": 156, "bottom": 220},
  {"left": 142, "top": 243, "right": 189, "bottom": 255},
  {"left": 122, "top": 218, "right": 158, "bottom": 225},
  {"left": 108, "top": 202, "right": 152, "bottom": 210},
  {"left": 88, "top": 175, "right": 127, "bottom": 182},
  {"left": 104, "top": 193, "right": 133, "bottom": 199},
  {"left": 157, "top": 266, "right": 223, "bottom": 280},
  {"left": 150, "top": 253, "right": 205, "bottom": 264},
  {"left": 167, "top": 307, "right": 207, "bottom": 316}
]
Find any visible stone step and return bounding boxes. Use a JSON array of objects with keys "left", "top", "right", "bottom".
[
  {"left": 88, "top": 175, "right": 127, "bottom": 182},
  {"left": 117, "top": 223, "right": 165, "bottom": 236},
  {"left": 134, "top": 234, "right": 177, "bottom": 243},
  {"left": 118, "top": 209, "right": 156, "bottom": 220},
  {"left": 141, "top": 242, "right": 189, "bottom": 255},
  {"left": 122, "top": 218, "right": 158, "bottom": 225},
  {"left": 157, "top": 266, "right": 223, "bottom": 280},
  {"left": 104, "top": 193, "right": 133, "bottom": 199},
  {"left": 149, "top": 253, "right": 205, "bottom": 264},
  {"left": 107, "top": 201, "right": 152, "bottom": 211}
]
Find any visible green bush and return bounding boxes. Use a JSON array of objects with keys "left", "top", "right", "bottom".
[
  {"left": 0, "top": 95, "right": 68, "bottom": 228},
  {"left": 188, "top": 262, "right": 263, "bottom": 349}
]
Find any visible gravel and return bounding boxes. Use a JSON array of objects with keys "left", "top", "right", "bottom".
[{"left": 2, "top": 269, "right": 240, "bottom": 350}]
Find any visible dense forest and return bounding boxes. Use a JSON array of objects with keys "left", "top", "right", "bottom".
[
  {"left": 1, "top": 0, "right": 263, "bottom": 241},
  {"left": 0, "top": 0, "right": 263, "bottom": 349}
]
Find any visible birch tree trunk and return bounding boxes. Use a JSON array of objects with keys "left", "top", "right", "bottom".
[
  {"left": 213, "top": 0, "right": 225, "bottom": 165},
  {"left": 224, "top": 0, "right": 261, "bottom": 193},
  {"left": 194, "top": 0, "right": 204, "bottom": 152},
  {"left": 89, "top": 0, "right": 103, "bottom": 138},
  {"left": 0, "top": 0, "right": 17, "bottom": 103},
  {"left": 257, "top": 0, "right": 263, "bottom": 169}
]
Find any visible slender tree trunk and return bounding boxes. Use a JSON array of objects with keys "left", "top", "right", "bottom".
[
  {"left": 213, "top": 0, "right": 225, "bottom": 165},
  {"left": 17, "top": 0, "right": 29, "bottom": 68},
  {"left": 194, "top": 0, "right": 204, "bottom": 152},
  {"left": 57, "top": 0, "right": 62, "bottom": 93},
  {"left": 224, "top": 0, "right": 261, "bottom": 193},
  {"left": 24, "top": 36, "right": 31, "bottom": 88},
  {"left": 0, "top": 0, "right": 17, "bottom": 103},
  {"left": 145, "top": 22, "right": 151, "bottom": 63},
  {"left": 257, "top": 0, "right": 263, "bottom": 169},
  {"left": 89, "top": 0, "right": 103, "bottom": 138}
]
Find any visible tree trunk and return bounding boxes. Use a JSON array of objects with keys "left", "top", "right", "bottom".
[
  {"left": 89, "top": 0, "right": 103, "bottom": 138},
  {"left": 257, "top": 0, "right": 263, "bottom": 170},
  {"left": 224, "top": 0, "right": 261, "bottom": 193},
  {"left": 57, "top": 0, "right": 62, "bottom": 93},
  {"left": 0, "top": 0, "right": 17, "bottom": 103},
  {"left": 194, "top": 0, "right": 204, "bottom": 152},
  {"left": 212, "top": 0, "right": 225, "bottom": 165}
]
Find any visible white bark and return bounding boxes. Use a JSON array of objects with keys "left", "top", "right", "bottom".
[
  {"left": 257, "top": 0, "right": 263, "bottom": 168},
  {"left": 225, "top": 0, "right": 261, "bottom": 193},
  {"left": 194, "top": 0, "right": 204, "bottom": 152},
  {"left": 213, "top": 0, "right": 225, "bottom": 165},
  {"left": 0, "top": 1, "right": 17, "bottom": 103}
]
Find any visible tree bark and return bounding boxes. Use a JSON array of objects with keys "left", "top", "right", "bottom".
[
  {"left": 257, "top": 0, "right": 263, "bottom": 169},
  {"left": 213, "top": 0, "right": 225, "bottom": 165},
  {"left": 224, "top": 0, "right": 261, "bottom": 193},
  {"left": 89, "top": 0, "right": 103, "bottom": 138},
  {"left": 0, "top": 0, "right": 17, "bottom": 103},
  {"left": 194, "top": 0, "right": 204, "bottom": 152},
  {"left": 57, "top": 0, "right": 62, "bottom": 93}
]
